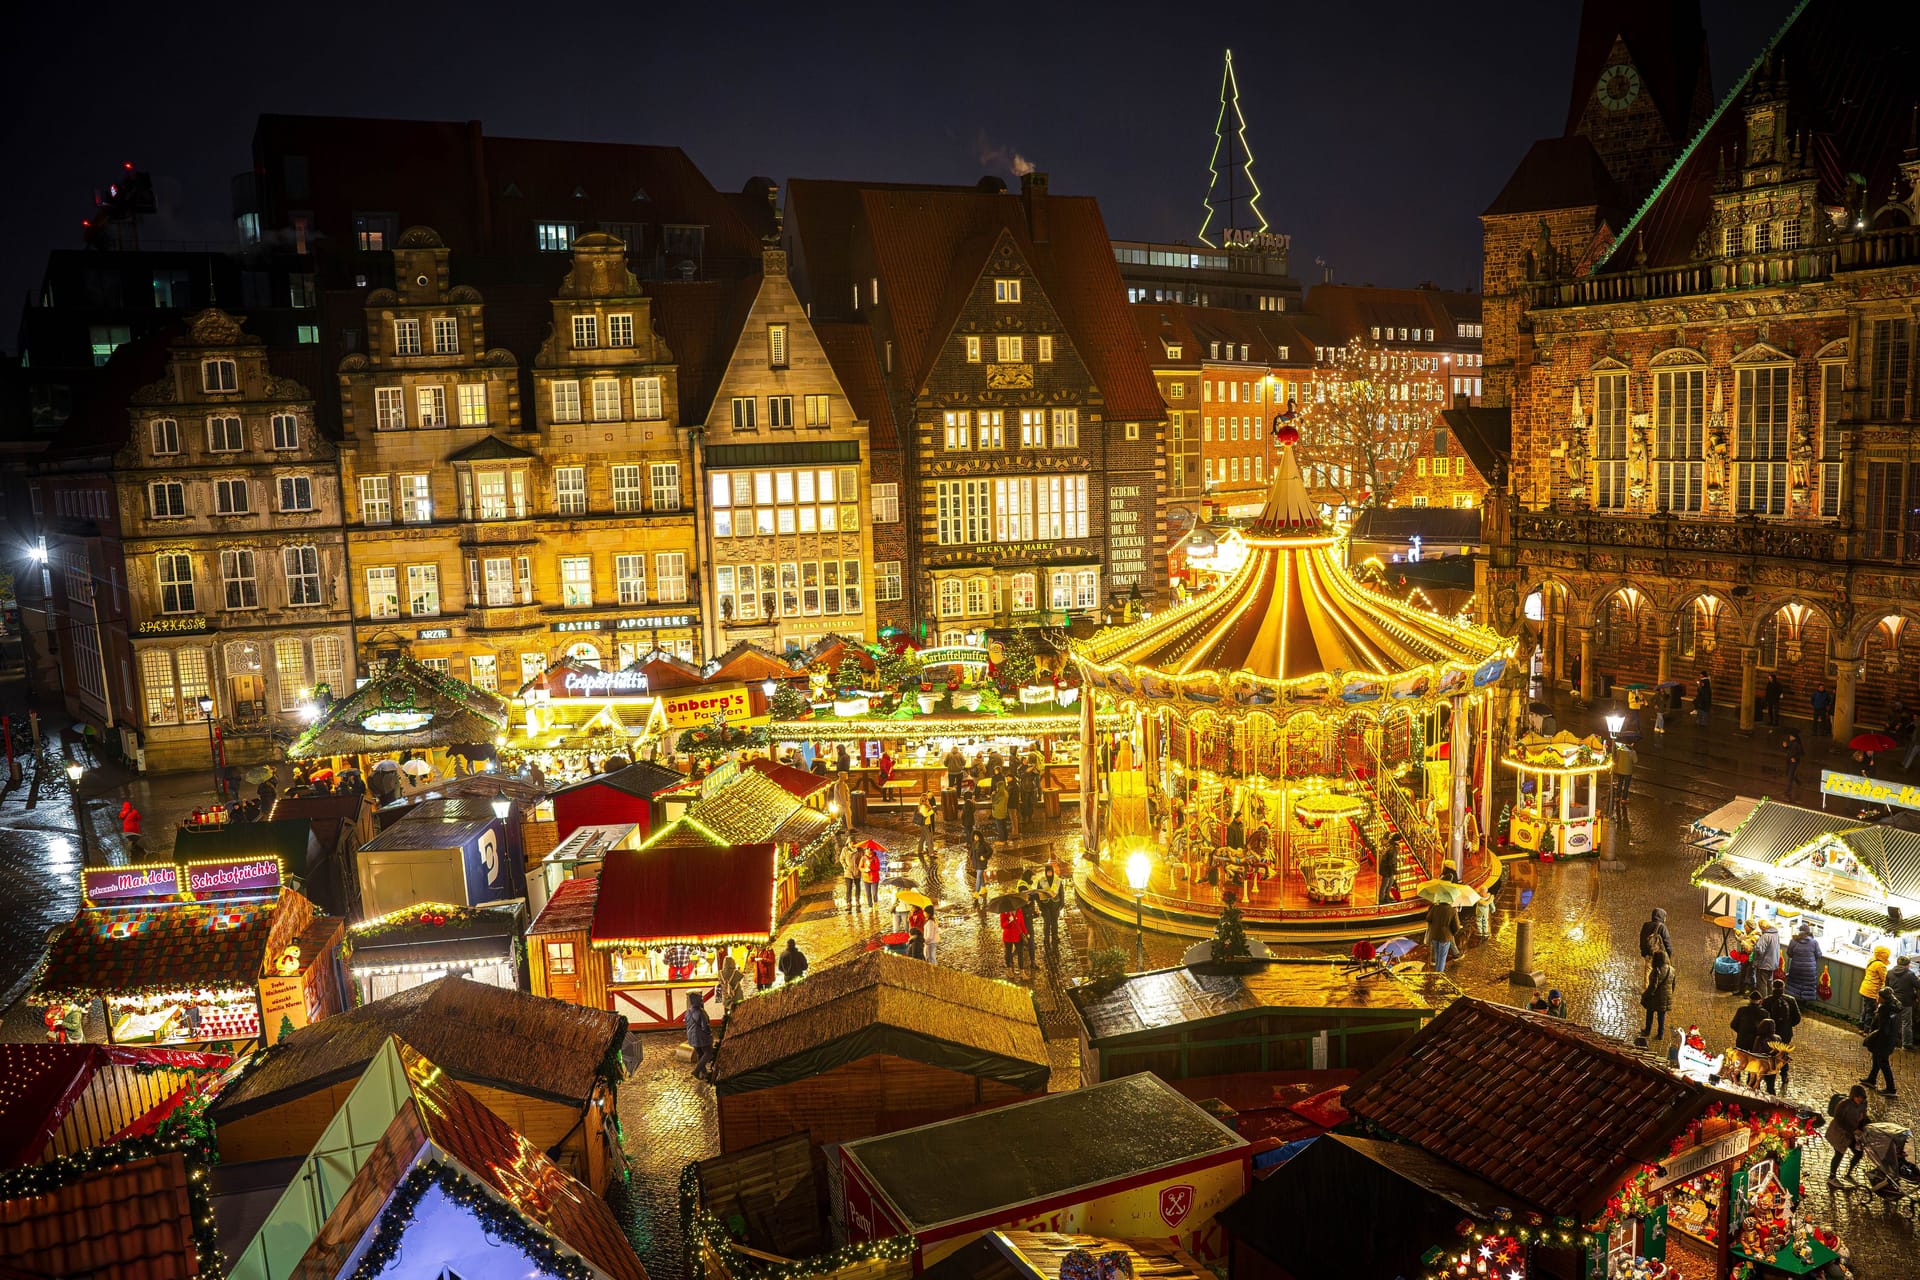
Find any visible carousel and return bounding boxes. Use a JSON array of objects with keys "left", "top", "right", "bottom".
[{"left": 1073, "top": 434, "right": 1515, "bottom": 941}]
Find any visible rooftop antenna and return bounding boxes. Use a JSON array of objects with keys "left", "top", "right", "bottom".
[{"left": 1198, "top": 50, "right": 1267, "bottom": 248}]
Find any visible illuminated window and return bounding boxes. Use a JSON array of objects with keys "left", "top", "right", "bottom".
[
  {"left": 202, "top": 359, "right": 237, "bottom": 392},
  {"left": 392, "top": 320, "right": 422, "bottom": 356},
  {"left": 608, "top": 314, "right": 634, "bottom": 347},
  {"left": 633, "top": 377, "right": 664, "bottom": 419},
  {"left": 286, "top": 546, "right": 322, "bottom": 606},
  {"left": 651, "top": 463, "right": 681, "bottom": 511},
  {"left": 360, "top": 476, "right": 392, "bottom": 525},
  {"left": 561, "top": 557, "right": 593, "bottom": 608},
  {"left": 551, "top": 381, "right": 582, "bottom": 423},
  {"left": 994, "top": 279, "right": 1021, "bottom": 303},
  {"left": 537, "top": 222, "right": 576, "bottom": 252}
]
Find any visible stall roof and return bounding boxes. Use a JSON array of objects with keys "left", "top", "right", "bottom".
[
  {"left": 0, "top": 1044, "right": 232, "bottom": 1168},
  {"left": 38, "top": 898, "right": 282, "bottom": 1001},
  {"left": 359, "top": 813, "right": 498, "bottom": 853},
  {"left": 227, "top": 1037, "right": 645, "bottom": 1280},
  {"left": 1216, "top": 1135, "right": 1545, "bottom": 1280},
  {"left": 173, "top": 820, "right": 316, "bottom": 880},
  {"left": 289, "top": 654, "right": 509, "bottom": 758},
  {"left": 1068, "top": 959, "right": 1434, "bottom": 1045},
  {"left": 1705, "top": 796, "right": 1920, "bottom": 904},
  {"left": 1693, "top": 795, "right": 1762, "bottom": 839},
  {"left": 1694, "top": 862, "right": 1906, "bottom": 929},
  {"left": 527, "top": 876, "right": 600, "bottom": 938},
  {"left": 770, "top": 806, "right": 834, "bottom": 849},
  {"left": 551, "top": 759, "right": 686, "bottom": 801},
  {"left": 707, "top": 641, "right": 798, "bottom": 684},
  {"left": 1717, "top": 798, "right": 1867, "bottom": 867},
  {"left": 344, "top": 907, "right": 521, "bottom": 970},
  {"left": 0, "top": 1152, "right": 202, "bottom": 1280},
  {"left": 1342, "top": 997, "right": 1791, "bottom": 1220},
  {"left": 715, "top": 950, "right": 1048, "bottom": 1095},
  {"left": 547, "top": 823, "right": 641, "bottom": 862},
  {"left": 922, "top": 1232, "right": 1212, "bottom": 1280},
  {"left": 687, "top": 770, "right": 816, "bottom": 844},
  {"left": 265, "top": 793, "right": 371, "bottom": 851},
  {"left": 208, "top": 975, "right": 624, "bottom": 1122},
  {"left": 423, "top": 773, "right": 551, "bottom": 804},
  {"left": 591, "top": 843, "right": 777, "bottom": 947},
  {"left": 841, "top": 1072, "right": 1245, "bottom": 1233},
  {"left": 745, "top": 757, "right": 833, "bottom": 801}
]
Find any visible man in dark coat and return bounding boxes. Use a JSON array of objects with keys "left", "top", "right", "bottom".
[
  {"left": 1424, "top": 900, "right": 1460, "bottom": 974},
  {"left": 776, "top": 939, "right": 809, "bottom": 984},
  {"left": 1729, "top": 990, "right": 1766, "bottom": 1052},
  {"left": 1375, "top": 840, "right": 1400, "bottom": 905},
  {"left": 1638, "top": 908, "right": 1672, "bottom": 959},
  {"left": 1763, "top": 673, "right": 1784, "bottom": 727},
  {"left": 1759, "top": 979, "right": 1803, "bottom": 1091},
  {"left": 1694, "top": 673, "right": 1713, "bottom": 728}
]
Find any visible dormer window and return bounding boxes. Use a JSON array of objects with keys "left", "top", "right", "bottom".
[
  {"left": 393, "top": 320, "right": 421, "bottom": 356},
  {"left": 202, "top": 359, "right": 237, "bottom": 392},
  {"left": 994, "top": 279, "right": 1021, "bottom": 303},
  {"left": 1209, "top": 341, "right": 1220, "bottom": 359},
  {"left": 1166, "top": 344, "right": 1182, "bottom": 360}
]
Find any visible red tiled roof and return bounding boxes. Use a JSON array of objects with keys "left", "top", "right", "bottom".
[
  {"left": 648, "top": 277, "right": 761, "bottom": 426},
  {"left": 707, "top": 641, "right": 799, "bottom": 684},
  {"left": 1343, "top": 998, "right": 1786, "bottom": 1219},
  {"left": 38, "top": 900, "right": 280, "bottom": 1001},
  {"left": 745, "top": 757, "right": 832, "bottom": 800},
  {"left": 0, "top": 1153, "right": 199, "bottom": 1280},
  {"left": 527, "top": 876, "right": 600, "bottom": 938},
  {"left": 814, "top": 321, "right": 899, "bottom": 449},
  {"left": 788, "top": 178, "right": 1164, "bottom": 422},
  {"left": 1599, "top": 3, "right": 1920, "bottom": 271},
  {"left": 592, "top": 843, "right": 777, "bottom": 946},
  {"left": 1305, "top": 284, "right": 1481, "bottom": 346}
]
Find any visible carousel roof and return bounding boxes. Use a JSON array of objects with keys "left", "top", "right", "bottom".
[
  {"left": 1076, "top": 445, "right": 1509, "bottom": 701},
  {"left": 289, "top": 655, "right": 509, "bottom": 758}
]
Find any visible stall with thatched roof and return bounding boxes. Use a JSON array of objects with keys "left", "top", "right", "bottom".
[
  {"left": 206, "top": 974, "right": 627, "bottom": 1194},
  {"left": 714, "top": 950, "right": 1049, "bottom": 1152},
  {"left": 288, "top": 654, "right": 508, "bottom": 760}
]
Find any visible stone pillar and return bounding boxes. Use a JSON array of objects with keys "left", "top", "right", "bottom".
[
  {"left": 1834, "top": 656, "right": 1859, "bottom": 745},
  {"left": 1575, "top": 626, "right": 1594, "bottom": 703},
  {"left": 1656, "top": 634, "right": 1673, "bottom": 687},
  {"left": 1739, "top": 647, "right": 1759, "bottom": 731},
  {"left": 1550, "top": 612, "right": 1566, "bottom": 685}
]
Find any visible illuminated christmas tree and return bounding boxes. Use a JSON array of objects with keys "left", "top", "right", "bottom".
[{"left": 1198, "top": 49, "right": 1267, "bottom": 249}]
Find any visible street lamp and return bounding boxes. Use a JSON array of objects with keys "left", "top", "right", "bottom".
[
  {"left": 1125, "top": 849, "right": 1153, "bottom": 971},
  {"left": 762, "top": 677, "right": 777, "bottom": 700},
  {"left": 65, "top": 761, "right": 88, "bottom": 865},
  {"left": 1604, "top": 711, "right": 1625, "bottom": 740},
  {"left": 196, "top": 695, "right": 220, "bottom": 801},
  {"left": 490, "top": 791, "right": 512, "bottom": 822}
]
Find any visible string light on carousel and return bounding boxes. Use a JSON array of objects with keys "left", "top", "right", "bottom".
[{"left": 1071, "top": 418, "right": 1515, "bottom": 939}]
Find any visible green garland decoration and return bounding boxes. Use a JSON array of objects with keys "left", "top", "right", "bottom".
[
  {"left": 348, "top": 1159, "right": 597, "bottom": 1280},
  {"left": 678, "top": 1163, "right": 915, "bottom": 1280},
  {"left": 0, "top": 1113, "right": 221, "bottom": 1276}
]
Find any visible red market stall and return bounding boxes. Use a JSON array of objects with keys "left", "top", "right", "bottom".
[
  {"left": 587, "top": 839, "right": 779, "bottom": 1027},
  {"left": 0, "top": 1043, "right": 233, "bottom": 1167},
  {"left": 549, "top": 759, "right": 689, "bottom": 842}
]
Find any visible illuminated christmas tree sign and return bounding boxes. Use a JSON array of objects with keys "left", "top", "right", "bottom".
[{"left": 360, "top": 708, "right": 435, "bottom": 733}]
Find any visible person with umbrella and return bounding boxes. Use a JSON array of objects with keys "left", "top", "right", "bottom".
[
  {"left": 906, "top": 900, "right": 928, "bottom": 959},
  {"left": 863, "top": 840, "right": 882, "bottom": 908},
  {"left": 1420, "top": 886, "right": 1462, "bottom": 974},
  {"left": 1033, "top": 861, "right": 1065, "bottom": 950},
  {"left": 841, "top": 838, "right": 863, "bottom": 912}
]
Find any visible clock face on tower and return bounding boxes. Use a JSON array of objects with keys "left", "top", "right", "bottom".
[{"left": 1598, "top": 63, "right": 1642, "bottom": 112}]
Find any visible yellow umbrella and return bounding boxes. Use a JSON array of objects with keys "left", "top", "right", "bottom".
[{"left": 893, "top": 888, "right": 933, "bottom": 909}]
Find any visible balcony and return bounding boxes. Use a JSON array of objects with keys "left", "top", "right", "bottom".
[
  {"left": 457, "top": 517, "right": 536, "bottom": 548},
  {"left": 1529, "top": 223, "right": 1920, "bottom": 310},
  {"left": 1515, "top": 508, "right": 1840, "bottom": 562},
  {"left": 466, "top": 602, "right": 542, "bottom": 632}
]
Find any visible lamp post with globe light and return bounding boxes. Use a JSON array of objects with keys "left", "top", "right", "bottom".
[
  {"left": 65, "top": 760, "right": 90, "bottom": 866},
  {"left": 1125, "top": 849, "right": 1153, "bottom": 970},
  {"left": 196, "top": 695, "right": 221, "bottom": 801},
  {"left": 762, "top": 678, "right": 778, "bottom": 759}
]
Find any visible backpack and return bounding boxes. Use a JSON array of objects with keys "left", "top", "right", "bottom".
[
  {"left": 1638, "top": 922, "right": 1661, "bottom": 958},
  {"left": 1827, "top": 1092, "right": 1845, "bottom": 1119}
]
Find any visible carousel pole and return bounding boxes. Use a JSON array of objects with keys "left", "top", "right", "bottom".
[
  {"left": 1080, "top": 689, "right": 1097, "bottom": 854},
  {"left": 1479, "top": 685, "right": 1498, "bottom": 858},
  {"left": 1449, "top": 692, "right": 1469, "bottom": 873}
]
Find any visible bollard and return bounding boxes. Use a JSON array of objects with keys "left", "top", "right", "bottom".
[{"left": 1511, "top": 919, "right": 1547, "bottom": 988}]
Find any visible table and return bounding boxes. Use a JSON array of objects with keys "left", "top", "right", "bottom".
[{"left": 1708, "top": 914, "right": 1739, "bottom": 957}]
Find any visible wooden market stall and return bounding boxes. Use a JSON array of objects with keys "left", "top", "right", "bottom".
[
  {"left": 528, "top": 820, "right": 637, "bottom": 919},
  {"left": 263, "top": 791, "right": 377, "bottom": 918},
  {"left": 1065, "top": 957, "right": 1438, "bottom": 1088},
  {"left": 1071, "top": 439, "right": 1515, "bottom": 942},
  {"left": 548, "top": 758, "right": 687, "bottom": 842},
  {"left": 688, "top": 1132, "right": 915, "bottom": 1280},
  {"left": 840, "top": 1073, "right": 1250, "bottom": 1268},
  {"left": 680, "top": 764, "right": 840, "bottom": 917},
  {"left": 1692, "top": 797, "right": 1920, "bottom": 1021},
  {"left": 222, "top": 1036, "right": 645, "bottom": 1280},
  {"left": 714, "top": 950, "right": 1050, "bottom": 1153},
  {"left": 581, "top": 837, "right": 781, "bottom": 1027},
  {"left": 35, "top": 859, "right": 344, "bottom": 1049},
  {"left": 206, "top": 975, "right": 628, "bottom": 1195},
  {"left": 342, "top": 899, "right": 525, "bottom": 1004},
  {"left": 287, "top": 653, "right": 509, "bottom": 777},
  {"left": 353, "top": 803, "right": 518, "bottom": 918},
  {"left": 0, "top": 1043, "right": 234, "bottom": 1167},
  {"left": 527, "top": 877, "right": 609, "bottom": 1009},
  {"left": 1336, "top": 997, "right": 1843, "bottom": 1280},
  {"left": 1503, "top": 731, "right": 1614, "bottom": 859}
]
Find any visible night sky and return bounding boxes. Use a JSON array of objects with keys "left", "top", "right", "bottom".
[{"left": 4, "top": 0, "right": 1798, "bottom": 348}]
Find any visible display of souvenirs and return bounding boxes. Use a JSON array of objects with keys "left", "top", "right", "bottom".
[
  {"left": 1669, "top": 1171, "right": 1720, "bottom": 1244},
  {"left": 1612, "top": 1259, "right": 1680, "bottom": 1280}
]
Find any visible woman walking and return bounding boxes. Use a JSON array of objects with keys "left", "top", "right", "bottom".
[
  {"left": 1864, "top": 987, "right": 1900, "bottom": 1097},
  {"left": 1640, "top": 950, "right": 1677, "bottom": 1040}
]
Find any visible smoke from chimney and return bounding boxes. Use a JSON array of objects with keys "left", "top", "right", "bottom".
[{"left": 974, "top": 131, "right": 1036, "bottom": 178}]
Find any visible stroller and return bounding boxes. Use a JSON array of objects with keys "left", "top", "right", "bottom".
[{"left": 1857, "top": 1122, "right": 1920, "bottom": 1211}]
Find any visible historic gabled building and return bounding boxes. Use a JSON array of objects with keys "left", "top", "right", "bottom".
[
  {"left": 528, "top": 234, "right": 702, "bottom": 670},
  {"left": 785, "top": 173, "right": 1166, "bottom": 637},
  {"left": 116, "top": 310, "right": 352, "bottom": 768},
  {"left": 1482, "top": 0, "right": 1920, "bottom": 742},
  {"left": 697, "top": 244, "right": 876, "bottom": 655},
  {"left": 336, "top": 227, "right": 525, "bottom": 684}
]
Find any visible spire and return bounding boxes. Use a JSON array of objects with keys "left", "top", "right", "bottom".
[
  {"left": 1197, "top": 50, "right": 1267, "bottom": 249},
  {"left": 1253, "top": 422, "right": 1322, "bottom": 533}
]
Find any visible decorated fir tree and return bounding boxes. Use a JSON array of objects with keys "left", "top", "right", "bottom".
[
  {"left": 1210, "top": 890, "right": 1252, "bottom": 962},
  {"left": 834, "top": 649, "right": 867, "bottom": 693},
  {"left": 769, "top": 683, "right": 811, "bottom": 719},
  {"left": 1000, "top": 627, "right": 1038, "bottom": 688},
  {"left": 277, "top": 1014, "right": 297, "bottom": 1044}
]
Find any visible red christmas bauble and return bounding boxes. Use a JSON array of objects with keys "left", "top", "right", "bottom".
[{"left": 1274, "top": 423, "right": 1300, "bottom": 447}]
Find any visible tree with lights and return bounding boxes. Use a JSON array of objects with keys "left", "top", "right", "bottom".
[
  {"left": 1198, "top": 49, "right": 1267, "bottom": 249},
  {"left": 1292, "top": 332, "right": 1427, "bottom": 509},
  {"left": 1209, "top": 890, "right": 1253, "bottom": 962}
]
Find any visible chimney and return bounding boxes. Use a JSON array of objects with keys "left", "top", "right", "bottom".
[{"left": 1021, "top": 171, "right": 1050, "bottom": 242}]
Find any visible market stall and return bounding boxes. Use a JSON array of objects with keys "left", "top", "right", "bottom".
[
  {"left": 586, "top": 837, "right": 780, "bottom": 1027},
  {"left": 1071, "top": 438, "right": 1514, "bottom": 941},
  {"left": 1340, "top": 996, "right": 1848, "bottom": 1280},
  {"left": 676, "top": 764, "right": 840, "bottom": 916},
  {"left": 354, "top": 801, "right": 519, "bottom": 919},
  {"left": 501, "top": 658, "right": 704, "bottom": 779},
  {"left": 1692, "top": 797, "right": 1920, "bottom": 1021},
  {"left": 0, "top": 1043, "right": 233, "bottom": 1167},
  {"left": 528, "top": 821, "right": 637, "bottom": 919},
  {"left": 548, "top": 759, "right": 687, "bottom": 842},
  {"left": 1503, "top": 731, "right": 1614, "bottom": 859},
  {"left": 288, "top": 655, "right": 509, "bottom": 779},
  {"left": 839, "top": 1072, "right": 1249, "bottom": 1267},
  {"left": 35, "top": 860, "right": 343, "bottom": 1048},
  {"left": 341, "top": 900, "right": 525, "bottom": 1004}
]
